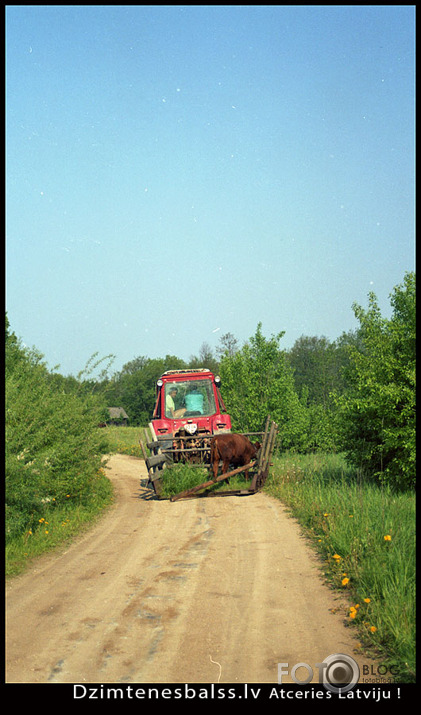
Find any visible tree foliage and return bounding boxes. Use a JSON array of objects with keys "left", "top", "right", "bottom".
[
  {"left": 335, "top": 272, "right": 415, "bottom": 489},
  {"left": 287, "top": 332, "right": 360, "bottom": 406},
  {"left": 286, "top": 330, "right": 363, "bottom": 452},
  {"left": 5, "top": 318, "right": 111, "bottom": 541},
  {"left": 215, "top": 332, "right": 239, "bottom": 359},
  {"left": 219, "top": 323, "right": 309, "bottom": 449}
]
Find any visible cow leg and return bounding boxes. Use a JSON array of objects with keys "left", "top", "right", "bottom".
[{"left": 222, "top": 459, "right": 231, "bottom": 483}]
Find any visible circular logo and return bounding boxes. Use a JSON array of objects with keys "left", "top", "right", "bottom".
[{"left": 320, "top": 654, "right": 360, "bottom": 693}]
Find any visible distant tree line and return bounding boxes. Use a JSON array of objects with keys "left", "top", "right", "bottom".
[{"left": 6, "top": 271, "right": 415, "bottom": 491}]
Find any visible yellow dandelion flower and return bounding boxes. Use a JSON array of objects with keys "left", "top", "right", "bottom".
[
  {"left": 384, "top": 534, "right": 392, "bottom": 541},
  {"left": 370, "top": 626, "right": 377, "bottom": 633},
  {"left": 333, "top": 554, "right": 341, "bottom": 560},
  {"left": 349, "top": 611, "right": 357, "bottom": 619},
  {"left": 364, "top": 598, "right": 371, "bottom": 604},
  {"left": 342, "top": 577, "right": 350, "bottom": 586}
]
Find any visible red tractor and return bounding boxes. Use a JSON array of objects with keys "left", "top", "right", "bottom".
[{"left": 150, "top": 368, "right": 231, "bottom": 463}]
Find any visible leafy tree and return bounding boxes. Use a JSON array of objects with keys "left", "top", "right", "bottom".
[
  {"left": 188, "top": 342, "right": 220, "bottom": 375},
  {"left": 288, "top": 335, "right": 335, "bottom": 406},
  {"left": 117, "top": 356, "right": 149, "bottom": 376},
  {"left": 5, "top": 313, "right": 26, "bottom": 374},
  {"left": 287, "top": 331, "right": 364, "bottom": 452},
  {"left": 336, "top": 273, "right": 415, "bottom": 489},
  {"left": 216, "top": 332, "right": 239, "bottom": 359},
  {"left": 287, "top": 333, "right": 360, "bottom": 405},
  {"left": 6, "top": 318, "right": 110, "bottom": 540},
  {"left": 219, "top": 323, "right": 308, "bottom": 449}
]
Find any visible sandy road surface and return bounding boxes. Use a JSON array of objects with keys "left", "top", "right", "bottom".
[{"left": 6, "top": 454, "right": 377, "bottom": 685}]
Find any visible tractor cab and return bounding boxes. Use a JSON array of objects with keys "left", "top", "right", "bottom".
[{"left": 151, "top": 368, "right": 231, "bottom": 462}]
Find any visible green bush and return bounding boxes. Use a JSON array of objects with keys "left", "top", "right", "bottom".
[
  {"left": 335, "top": 273, "right": 415, "bottom": 490},
  {"left": 5, "top": 319, "right": 112, "bottom": 545},
  {"left": 219, "top": 322, "right": 309, "bottom": 449}
]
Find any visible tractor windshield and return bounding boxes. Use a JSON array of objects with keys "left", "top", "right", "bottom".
[{"left": 164, "top": 380, "right": 217, "bottom": 418}]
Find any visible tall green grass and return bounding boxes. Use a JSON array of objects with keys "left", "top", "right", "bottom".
[
  {"left": 104, "top": 425, "right": 145, "bottom": 457},
  {"left": 265, "top": 453, "right": 416, "bottom": 683},
  {"left": 158, "top": 463, "right": 210, "bottom": 498},
  {"left": 5, "top": 471, "right": 114, "bottom": 578}
]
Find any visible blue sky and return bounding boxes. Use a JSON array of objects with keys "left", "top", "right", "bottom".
[{"left": 6, "top": 5, "right": 415, "bottom": 377}]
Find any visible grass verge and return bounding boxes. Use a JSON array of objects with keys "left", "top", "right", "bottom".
[
  {"left": 104, "top": 425, "right": 145, "bottom": 458},
  {"left": 6, "top": 465, "right": 114, "bottom": 578},
  {"left": 265, "top": 452, "right": 416, "bottom": 683}
]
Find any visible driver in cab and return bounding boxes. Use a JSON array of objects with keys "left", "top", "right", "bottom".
[{"left": 166, "top": 386, "right": 186, "bottom": 418}]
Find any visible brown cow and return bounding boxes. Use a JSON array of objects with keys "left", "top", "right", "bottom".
[{"left": 210, "top": 433, "right": 261, "bottom": 482}]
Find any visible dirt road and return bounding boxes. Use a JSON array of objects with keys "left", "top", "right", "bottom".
[{"left": 6, "top": 454, "right": 377, "bottom": 685}]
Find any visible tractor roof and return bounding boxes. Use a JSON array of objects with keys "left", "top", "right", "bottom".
[{"left": 160, "top": 368, "right": 212, "bottom": 378}]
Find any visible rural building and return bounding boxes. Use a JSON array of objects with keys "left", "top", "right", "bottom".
[{"left": 106, "top": 407, "right": 129, "bottom": 426}]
